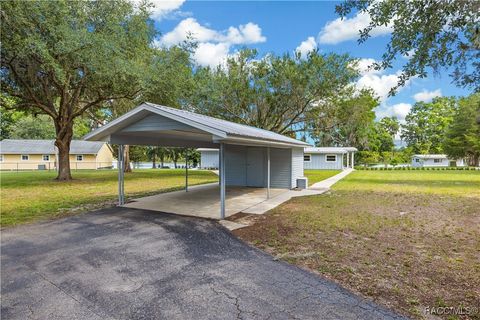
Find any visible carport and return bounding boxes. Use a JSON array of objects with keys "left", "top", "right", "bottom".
[{"left": 84, "top": 102, "right": 309, "bottom": 219}]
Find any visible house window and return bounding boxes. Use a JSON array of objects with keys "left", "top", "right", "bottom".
[
  {"left": 434, "top": 159, "right": 442, "bottom": 163},
  {"left": 415, "top": 158, "right": 420, "bottom": 163},
  {"left": 304, "top": 154, "right": 311, "bottom": 162},
  {"left": 326, "top": 154, "right": 336, "bottom": 162},
  {"left": 0, "top": 155, "right": 3, "bottom": 162},
  {"left": 43, "top": 155, "right": 50, "bottom": 161},
  {"left": 21, "top": 154, "right": 29, "bottom": 161},
  {"left": 76, "top": 155, "right": 83, "bottom": 161}
]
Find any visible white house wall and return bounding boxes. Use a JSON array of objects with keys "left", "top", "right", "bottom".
[
  {"left": 200, "top": 151, "right": 219, "bottom": 168},
  {"left": 412, "top": 157, "right": 466, "bottom": 167},
  {"left": 304, "top": 153, "right": 344, "bottom": 170},
  {"left": 291, "top": 147, "right": 304, "bottom": 188}
]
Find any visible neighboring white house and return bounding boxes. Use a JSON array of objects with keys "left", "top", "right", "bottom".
[
  {"left": 198, "top": 148, "right": 219, "bottom": 169},
  {"left": 303, "top": 147, "right": 357, "bottom": 170},
  {"left": 199, "top": 146, "right": 358, "bottom": 171},
  {"left": 411, "top": 154, "right": 465, "bottom": 168}
]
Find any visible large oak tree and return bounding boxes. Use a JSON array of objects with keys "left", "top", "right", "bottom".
[{"left": 1, "top": 0, "right": 155, "bottom": 180}]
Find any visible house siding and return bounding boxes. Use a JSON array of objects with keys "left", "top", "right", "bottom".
[
  {"left": 0, "top": 154, "right": 56, "bottom": 170},
  {"left": 291, "top": 147, "right": 304, "bottom": 188},
  {"left": 412, "top": 157, "right": 465, "bottom": 167},
  {"left": 0, "top": 145, "right": 113, "bottom": 170},
  {"left": 200, "top": 151, "right": 219, "bottom": 169},
  {"left": 304, "top": 153, "right": 344, "bottom": 170}
]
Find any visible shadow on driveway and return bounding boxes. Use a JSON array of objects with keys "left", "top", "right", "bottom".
[{"left": 1, "top": 207, "right": 407, "bottom": 319}]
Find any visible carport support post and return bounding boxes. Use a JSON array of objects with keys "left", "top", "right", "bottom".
[
  {"left": 185, "top": 151, "right": 188, "bottom": 192},
  {"left": 118, "top": 144, "right": 125, "bottom": 205},
  {"left": 351, "top": 152, "right": 354, "bottom": 168},
  {"left": 219, "top": 143, "right": 226, "bottom": 219},
  {"left": 267, "top": 147, "right": 270, "bottom": 199}
]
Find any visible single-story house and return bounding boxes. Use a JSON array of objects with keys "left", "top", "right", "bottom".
[
  {"left": 411, "top": 154, "right": 465, "bottom": 168},
  {"left": 198, "top": 148, "right": 219, "bottom": 169},
  {"left": 303, "top": 147, "right": 358, "bottom": 170},
  {"left": 0, "top": 139, "right": 113, "bottom": 170},
  {"left": 84, "top": 102, "right": 310, "bottom": 219}
]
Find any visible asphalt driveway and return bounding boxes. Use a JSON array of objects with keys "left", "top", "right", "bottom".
[{"left": 1, "top": 207, "right": 406, "bottom": 320}]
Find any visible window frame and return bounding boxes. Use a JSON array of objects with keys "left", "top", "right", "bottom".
[
  {"left": 325, "top": 154, "right": 337, "bottom": 162},
  {"left": 76, "top": 155, "right": 84, "bottom": 161},
  {"left": 303, "top": 154, "right": 311, "bottom": 162},
  {"left": 43, "top": 154, "right": 50, "bottom": 161},
  {"left": 21, "top": 154, "right": 29, "bottom": 161},
  {"left": 433, "top": 158, "right": 442, "bottom": 163},
  {"left": 0, "top": 155, "right": 3, "bottom": 162}
]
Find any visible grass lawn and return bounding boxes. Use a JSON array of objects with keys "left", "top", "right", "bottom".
[
  {"left": 0, "top": 169, "right": 218, "bottom": 227},
  {"left": 304, "top": 169, "right": 341, "bottom": 186},
  {"left": 234, "top": 170, "right": 480, "bottom": 319}
]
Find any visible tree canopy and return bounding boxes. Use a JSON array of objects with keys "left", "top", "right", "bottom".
[
  {"left": 1, "top": 0, "right": 155, "bottom": 179},
  {"left": 337, "top": 0, "right": 480, "bottom": 93},
  {"left": 401, "top": 97, "right": 456, "bottom": 154},
  {"left": 443, "top": 93, "right": 480, "bottom": 166}
]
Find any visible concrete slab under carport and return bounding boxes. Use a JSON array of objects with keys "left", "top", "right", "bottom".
[{"left": 123, "top": 183, "right": 287, "bottom": 219}]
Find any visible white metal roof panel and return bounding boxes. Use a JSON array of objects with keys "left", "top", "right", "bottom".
[{"left": 84, "top": 102, "right": 310, "bottom": 148}]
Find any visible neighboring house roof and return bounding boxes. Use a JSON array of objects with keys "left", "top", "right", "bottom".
[
  {"left": 304, "top": 147, "right": 357, "bottom": 154},
  {"left": 412, "top": 154, "right": 448, "bottom": 159},
  {"left": 84, "top": 102, "right": 310, "bottom": 148},
  {"left": 0, "top": 139, "right": 105, "bottom": 154}
]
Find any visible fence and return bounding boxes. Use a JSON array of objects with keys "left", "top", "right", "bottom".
[{"left": 0, "top": 162, "right": 115, "bottom": 171}]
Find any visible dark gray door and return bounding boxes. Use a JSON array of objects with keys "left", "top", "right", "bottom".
[{"left": 246, "top": 147, "right": 265, "bottom": 187}]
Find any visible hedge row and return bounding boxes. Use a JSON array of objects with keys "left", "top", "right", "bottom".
[{"left": 354, "top": 166, "right": 478, "bottom": 171}]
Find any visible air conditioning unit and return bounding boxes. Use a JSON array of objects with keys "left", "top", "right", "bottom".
[{"left": 296, "top": 177, "right": 308, "bottom": 189}]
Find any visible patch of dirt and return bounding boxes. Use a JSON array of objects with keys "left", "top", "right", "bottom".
[{"left": 233, "top": 191, "right": 480, "bottom": 320}]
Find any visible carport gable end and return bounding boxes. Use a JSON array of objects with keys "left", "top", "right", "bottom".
[{"left": 84, "top": 102, "right": 310, "bottom": 219}]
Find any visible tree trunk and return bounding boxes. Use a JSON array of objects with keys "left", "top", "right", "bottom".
[
  {"left": 54, "top": 120, "right": 74, "bottom": 181},
  {"left": 124, "top": 145, "right": 132, "bottom": 172},
  {"left": 152, "top": 148, "right": 156, "bottom": 169},
  {"left": 160, "top": 155, "right": 164, "bottom": 168}
]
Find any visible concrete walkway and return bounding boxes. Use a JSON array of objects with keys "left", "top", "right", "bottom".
[
  {"left": 242, "top": 168, "right": 354, "bottom": 215},
  {"left": 310, "top": 168, "right": 354, "bottom": 190}
]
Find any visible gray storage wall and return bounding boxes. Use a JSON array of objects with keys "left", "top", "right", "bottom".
[
  {"left": 304, "top": 153, "right": 343, "bottom": 170},
  {"left": 225, "top": 145, "right": 248, "bottom": 186},
  {"left": 270, "top": 148, "right": 292, "bottom": 189},
  {"left": 224, "top": 145, "right": 293, "bottom": 189}
]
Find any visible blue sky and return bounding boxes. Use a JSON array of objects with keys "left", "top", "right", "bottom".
[{"left": 149, "top": 1, "right": 471, "bottom": 122}]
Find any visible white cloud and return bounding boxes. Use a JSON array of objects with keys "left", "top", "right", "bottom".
[
  {"left": 225, "top": 23, "right": 266, "bottom": 44},
  {"left": 355, "top": 58, "right": 382, "bottom": 76},
  {"left": 295, "top": 36, "right": 317, "bottom": 58},
  {"left": 193, "top": 42, "right": 231, "bottom": 68},
  {"left": 376, "top": 103, "right": 412, "bottom": 122},
  {"left": 356, "top": 70, "right": 406, "bottom": 103},
  {"left": 318, "top": 11, "right": 391, "bottom": 45},
  {"left": 412, "top": 89, "right": 442, "bottom": 102},
  {"left": 160, "top": 18, "right": 218, "bottom": 46},
  {"left": 159, "top": 18, "right": 266, "bottom": 67},
  {"left": 133, "top": 0, "right": 185, "bottom": 20},
  {"left": 160, "top": 18, "right": 266, "bottom": 47}
]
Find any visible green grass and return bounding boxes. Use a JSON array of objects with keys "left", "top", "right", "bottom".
[
  {"left": 304, "top": 169, "right": 341, "bottom": 186},
  {"left": 234, "top": 170, "right": 480, "bottom": 319},
  {"left": 0, "top": 169, "right": 218, "bottom": 227},
  {"left": 333, "top": 170, "right": 480, "bottom": 197}
]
